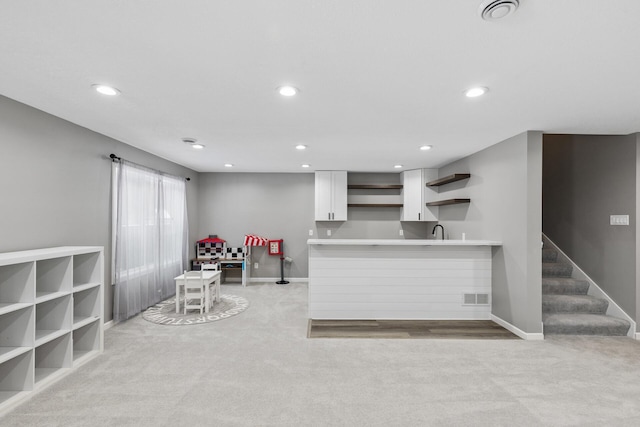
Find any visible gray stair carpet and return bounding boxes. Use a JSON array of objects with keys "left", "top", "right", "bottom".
[
  {"left": 543, "top": 314, "right": 630, "bottom": 336},
  {"left": 542, "top": 262, "right": 573, "bottom": 277},
  {"left": 542, "top": 248, "right": 558, "bottom": 262},
  {"left": 542, "top": 295, "right": 608, "bottom": 314},
  {"left": 542, "top": 247, "right": 630, "bottom": 336},
  {"left": 542, "top": 277, "right": 590, "bottom": 295}
]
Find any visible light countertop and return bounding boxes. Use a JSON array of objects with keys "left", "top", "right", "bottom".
[{"left": 307, "top": 239, "right": 501, "bottom": 246}]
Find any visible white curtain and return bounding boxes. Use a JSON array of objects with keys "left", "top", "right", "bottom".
[{"left": 112, "top": 160, "right": 189, "bottom": 322}]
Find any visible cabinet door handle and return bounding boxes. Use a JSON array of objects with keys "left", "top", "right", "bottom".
[
  {"left": 332, "top": 212, "right": 334, "bottom": 220},
  {"left": 328, "top": 212, "right": 331, "bottom": 220},
  {"left": 418, "top": 213, "right": 421, "bottom": 221}
]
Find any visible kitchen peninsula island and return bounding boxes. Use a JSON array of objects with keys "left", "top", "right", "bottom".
[{"left": 308, "top": 239, "right": 502, "bottom": 320}]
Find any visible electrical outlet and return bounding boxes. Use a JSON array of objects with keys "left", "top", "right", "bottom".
[
  {"left": 309, "top": 229, "right": 313, "bottom": 236},
  {"left": 327, "top": 229, "right": 332, "bottom": 236},
  {"left": 254, "top": 263, "right": 259, "bottom": 269},
  {"left": 399, "top": 229, "right": 403, "bottom": 236},
  {"left": 610, "top": 215, "right": 629, "bottom": 225}
]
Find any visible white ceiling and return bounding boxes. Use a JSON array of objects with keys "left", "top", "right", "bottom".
[{"left": 1, "top": 1, "right": 639, "bottom": 173}]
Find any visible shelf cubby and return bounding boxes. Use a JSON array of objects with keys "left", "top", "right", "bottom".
[
  {"left": 0, "top": 246, "right": 103, "bottom": 413},
  {"left": 73, "top": 320, "right": 101, "bottom": 363},
  {"left": 35, "top": 295, "right": 72, "bottom": 347},
  {"left": 347, "top": 175, "right": 403, "bottom": 210},
  {"left": 72, "top": 252, "right": 101, "bottom": 288},
  {"left": 36, "top": 257, "right": 72, "bottom": 302},
  {"left": 34, "top": 333, "right": 72, "bottom": 385},
  {"left": 0, "top": 350, "right": 33, "bottom": 405},
  {"left": 0, "top": 262, "right": 35, "bottom": 315},
  {"left": 73, "top": 286, "right": 100, "bottom": 329},
  {"left": 0, "top": 307, "right": 34, "bottom": 362}
]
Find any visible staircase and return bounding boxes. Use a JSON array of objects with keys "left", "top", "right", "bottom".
[{"left": 542, "top": 247, "right": 630, "bottom": 336}]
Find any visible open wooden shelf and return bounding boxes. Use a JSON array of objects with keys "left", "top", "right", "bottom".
[
  {"left": 425, "top": 174, "right": 470, "bottom": 187},
  {"left": 347, "top": 184, "right": 403, "bottom": 190},
  {"left": 348, "top": 204, "right": 403, "bottom": 208},
  {"left": 426, "top": 199, "right": 470, "bottom": 207}
]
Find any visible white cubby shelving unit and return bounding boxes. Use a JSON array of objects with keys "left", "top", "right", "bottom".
[{"left": 0, "top": 246, "right": 103, "bottom": 414}]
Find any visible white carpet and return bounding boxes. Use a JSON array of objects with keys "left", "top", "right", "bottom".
[{"left": 3, "top": 282, "right": 640, "bottom": 426}]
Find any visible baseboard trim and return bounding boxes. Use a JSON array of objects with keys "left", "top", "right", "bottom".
[
  {"left": 248, "top": 277, "right": 309, "bottom": 283},
  {"left": 103, "top": 320, "right": 114, "bottom": 331},
  {"left": 491, "top": 314, "right": 544, "bottom": 340}
]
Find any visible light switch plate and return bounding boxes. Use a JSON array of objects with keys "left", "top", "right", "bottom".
[
  {"left": 610, "top": 215, "right": 629, "bottom": 225},
  {"left": 309, "top": 229, "right": 313, "bottom": 236},
  {"left": 327, "top": 229, "right": 332, "bottom": 236},
  {"left": 399, "top": 229, "right": 403, "bottom": 236}
]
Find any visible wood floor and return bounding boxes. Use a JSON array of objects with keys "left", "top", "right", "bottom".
[{"left": 308, "top": 319, "right": 519, "bottom": 339}]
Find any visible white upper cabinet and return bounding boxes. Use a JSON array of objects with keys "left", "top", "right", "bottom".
[
  {"left": 315, "top": 171, "right": 347, "bottom": 221},
  {"left": 401, "top": 169, "right": 438, "bottom": 221}
]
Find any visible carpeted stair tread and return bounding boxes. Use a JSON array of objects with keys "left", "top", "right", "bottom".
[
  {"left": 542, "top": 248, "right": 558, "bottom": 262},
  {"left": 542, "top": 294, "right": 608, "bottom": 314},
  {"left": 541, "top": 241, "right": 628, "bottom": 336},
  {"left": 543, "top": 313, "right": 630, "bottom": 336},
  {"left": 542, "top": 278, "right": 589, "bottom": 295},
  {"left": 542, "top": 262, "right": 573, "bottom": 277}
]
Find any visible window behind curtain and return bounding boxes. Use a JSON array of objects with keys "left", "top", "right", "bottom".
[{"left": 112, "top": 161, "right": 188, "bottom": 322}]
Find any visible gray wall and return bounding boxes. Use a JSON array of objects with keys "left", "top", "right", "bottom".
[
  {"left": 543, "top": 134, "right": 637, "bottom": 318},
  {"left": 437, "top": 131, "right": 543, "bottom": 334},
  {"left": 0, "top": 95, "right": 200, "bottom": 322},
  {"left": 636, "top": 134, "right": 640, "bottom": 325},
  {"left": 197, "top": 173, "right": 314, "bottom": 279}
]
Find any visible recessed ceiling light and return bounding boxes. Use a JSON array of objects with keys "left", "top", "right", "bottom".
[
  {"left": 92, "top": 84, "right": 120, "bottom": 96},
  {"left": 295, "top": 144, "right": 307, "bottom": 150},
  {"left": 394, "top": 165, "right": 403, "bottom": 169},
  {"left": 301, "top": 164, "right": 310, "bottom": 168},
  {"left": 278, "top": 86, "right": 299, "bottom": 97},
  {"left": 465, "top": 87, "right": 488, "bottom": 98},
  {"left": 224, "top": 163, "right": 233, "bottom": 168},
  {"left": 182, "top": 137, "right": 204, "bottom": 149},
  {"left": 420, "top": 145, "right": 433, "bottom": 151}
]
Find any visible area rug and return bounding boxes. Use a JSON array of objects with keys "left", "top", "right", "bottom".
[{"left": 142, "top": 294, "right": 249, "bottom": 325}]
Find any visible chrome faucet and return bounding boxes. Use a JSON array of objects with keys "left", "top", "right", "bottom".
[{"left": 432, "top": 224, "right": 445, "bottom": 240}]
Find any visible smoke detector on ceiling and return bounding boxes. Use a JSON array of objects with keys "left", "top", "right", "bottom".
[{"left": 478, "top": 0, "right": 520, "bottom": 21}]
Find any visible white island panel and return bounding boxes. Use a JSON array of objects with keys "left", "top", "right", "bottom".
[{"left": 308, "top": 240, "right": 501, "bottom": 320}]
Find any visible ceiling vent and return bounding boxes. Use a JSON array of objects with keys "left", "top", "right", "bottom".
[{"left": 478, "top": 0, "right": 520, "bottom": 21}]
